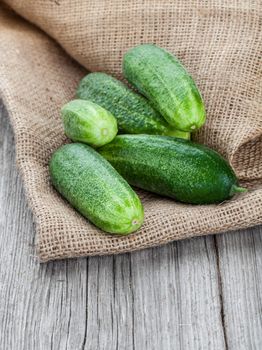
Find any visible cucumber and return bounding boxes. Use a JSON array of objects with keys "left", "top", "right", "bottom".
[
  {"left": 61, "top": 99, "right": 118, "bottom": 147},
  {"left": 98, "top": 135, "right": 246, "bottom": 204},
  {"left": 49, "top": 143, "right": 144, "bottom": 234},
  {"left": 76, "top": 72, "right": 190, "bottom": 139},
  {"left": 123, "top": 44, "right": 206, "bottom": 132}
]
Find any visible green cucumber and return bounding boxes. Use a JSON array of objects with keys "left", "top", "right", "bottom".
[
  {"left": 98, "top": 135, "right": 246, "bottom": 204},
  {"left": 61, "top": 99, "right": 118, "bottom": 147},
  {"left": 123, "top": 44, "right": 206, "bottom": 132},
  {"left": 76, "top": 72, "right": 190, "bottom": 139},
  {"left": 49, "top": 143, "right": 144, "bottom": 234}
]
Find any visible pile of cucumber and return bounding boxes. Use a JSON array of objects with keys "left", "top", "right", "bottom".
[{"left": 50, "top": 44, "right": 246, "bottom": 235}]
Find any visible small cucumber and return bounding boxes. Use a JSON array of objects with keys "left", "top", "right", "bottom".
[
  {"left": 61, "top": 99, "right": 118, "bottom": 147},
  {"left": 123, "top": 44, "right": 206, "bottom": 132},
  {"left": 76, "top": 72, "right": 190, "bottom": 139},
  {"left": 49, "top": 143, "right": 144, "bottom": 234},
  {"left": 98, "top": 135, "right": 246, "bottom": 204}
]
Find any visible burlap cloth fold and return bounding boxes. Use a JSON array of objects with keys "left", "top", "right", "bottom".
[{"left": 0, "top": 1, "right": 261, "bottom": 262}]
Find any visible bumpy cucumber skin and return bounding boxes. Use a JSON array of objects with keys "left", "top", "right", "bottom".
[
  {"left": 61, "top": 99, "right": 118, "bottom": 147},
  {"left": 49, "top": 143, "right": 144, "bottom": 234},
  {"left": 98, "top": 135, "right": 239, "bottom": 204},
  {"left": 123, "top": 44, "right": 206, "bottom": 132},
  {"left": 76, "top": 72, "right": 190, "bottom": 139}
]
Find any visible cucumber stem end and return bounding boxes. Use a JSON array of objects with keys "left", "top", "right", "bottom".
[{"left": 230, "top": 185, "right": 247, "bottom": 196}]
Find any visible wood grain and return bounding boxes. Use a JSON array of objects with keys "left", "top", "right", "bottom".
[
  {"left": 215, "top": 230, "right": 262, "bottom": 350},
  {"left": 0, "top": 102, "right": 261, "bottom": 350}
]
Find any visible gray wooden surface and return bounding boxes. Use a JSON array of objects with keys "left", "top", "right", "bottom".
[{"left": 0, "top": 102, "right": 261, "bottom": 350}]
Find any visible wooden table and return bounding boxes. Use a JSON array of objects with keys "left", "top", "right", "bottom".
[{"left": 0, "top": 103, "right": 261, "bottom": 350}]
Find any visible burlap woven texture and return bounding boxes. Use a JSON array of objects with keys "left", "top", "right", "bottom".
[{"left": 0, "top": 1, "right": 261, "bottom": 262}]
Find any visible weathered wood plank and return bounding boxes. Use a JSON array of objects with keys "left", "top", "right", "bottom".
[
  {"left": 215, "top": 228, "right": 262, "bottom": 350},
  {"left": 130, "top": 238, "right": 226, "bottom": 350},
  {"left": 0, "top": 101, "right": 261, "bottom": 350}
]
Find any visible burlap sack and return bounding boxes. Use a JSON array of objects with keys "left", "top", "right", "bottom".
[{"left": 0, "top": 1, "right": 261, "bottom": 262}]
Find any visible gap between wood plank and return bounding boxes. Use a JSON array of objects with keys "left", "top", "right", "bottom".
[
  {"left": 129, "top": 253, "right": 135, "bottom": 350},
  {"left": 81, "top": 258, "right": 89, "bottom": 350},
  {"left": 214, "top": 236, "right": 229, "bottom": 350}
]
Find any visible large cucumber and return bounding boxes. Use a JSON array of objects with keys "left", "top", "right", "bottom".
[
  {"left": 123, "top": 44, "right": 206, "bottom": 132},
  {"left": 98, "top": 135, "right": 246, "bottom": 204},
  {"left": 61, "top": 99, "right": 118, "bottom": 147},
  {"left": 76, "top": 72, "right": 190, "bottom": 139},
  {"left": 49, "top": 143, "right": 144, "bottom": 234}
]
